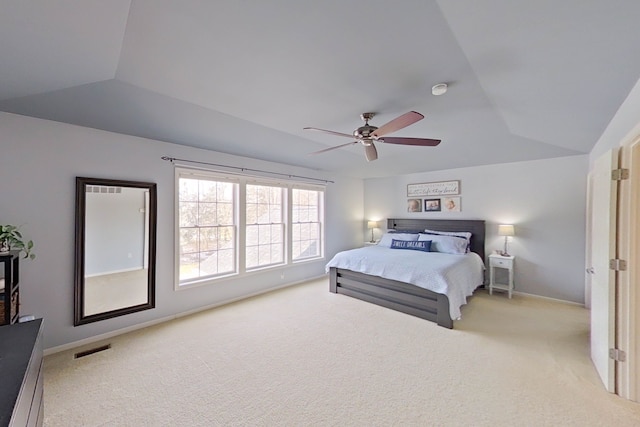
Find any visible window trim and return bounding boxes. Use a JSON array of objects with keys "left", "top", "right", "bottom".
[{"left": 175, "top": 168, "right": 325, "bottom": 290}]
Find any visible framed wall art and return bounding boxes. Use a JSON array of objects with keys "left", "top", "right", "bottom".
[
  {"left": 407, "top": 199, "right": 422, "bottom": 212},
  {"left": 407, "top": 180, "right": 460, "bottom": 197},
  {"left": 442, "top": 197, "right": 461, "bottom": 212},
  {"left": 424, "top": 198, "right": 441, "bottom": 212}
]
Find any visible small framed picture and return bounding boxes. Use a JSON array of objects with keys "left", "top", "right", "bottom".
[
  {"left": 407, "top": 199, "right": 422, "bottom": 212},
  {"left": 442, "top": 197, "right": 461, "bottom": 212},
  {"left": 424, "top": 198, "right": 441, "bottom": 212}
]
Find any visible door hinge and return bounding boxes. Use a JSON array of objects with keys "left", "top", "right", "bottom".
[
  {"left": 610, "top": 348, "right": 627, "bottom": 362},
  {"left": 612, "top": 168, "right": 630, "bottom": 180},
  {"left": 609, "top": 259, "right": 627, "bottom": 271}
]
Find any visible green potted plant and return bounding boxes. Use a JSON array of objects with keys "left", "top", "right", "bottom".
[{"left": 0, "top": 225, "right": 35, "bottom": 259}]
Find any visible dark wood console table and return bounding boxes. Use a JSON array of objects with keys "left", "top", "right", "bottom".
[{"left": 0, "top": 319, "right": 44, "bottom": 427}]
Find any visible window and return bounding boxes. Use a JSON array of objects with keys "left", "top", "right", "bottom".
[
  {"left": 246, "top": 184, "right": 284, "bottom": 269},
  {"left": 177, "top": 174, "right": 238, "bottom": 284},
  {"left": 176, "top": 168, "right": 324, "bottom": 288},
  {"left": 292, "top": 188, "right": 322, "bottom": 261}
]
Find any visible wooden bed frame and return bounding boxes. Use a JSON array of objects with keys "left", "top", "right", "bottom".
[{"left": 329, "top": 218, "right": 486, "bottom": 328}]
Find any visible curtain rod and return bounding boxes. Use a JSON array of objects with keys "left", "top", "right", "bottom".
[{"left": 161, "top": 156, "right": 334, "bottom": 184}]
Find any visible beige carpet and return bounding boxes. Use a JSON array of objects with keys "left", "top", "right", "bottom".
[{"left": 44, "top": 278, "right": 640, "bottom": 426}]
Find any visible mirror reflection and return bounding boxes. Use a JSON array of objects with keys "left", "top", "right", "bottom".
[{"left": 75, "top": 177, "right": 156, "bottom": 326}]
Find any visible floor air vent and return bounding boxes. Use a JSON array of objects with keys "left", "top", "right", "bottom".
[{"left": 74, "top": 344, "right": 111, "bottom": 359}]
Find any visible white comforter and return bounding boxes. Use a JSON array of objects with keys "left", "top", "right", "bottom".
[{"left": 325, "top": 246, "right": 485, "bottom": 319}]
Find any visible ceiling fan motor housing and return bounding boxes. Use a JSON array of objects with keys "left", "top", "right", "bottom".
[{"left": 354, "top": 125, "right": 378, "bottom": 141}]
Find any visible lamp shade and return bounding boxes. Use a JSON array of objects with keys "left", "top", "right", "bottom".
[
  {"left": 367, "top": 221, "right": 378, "bottom": 229},
  {"left": 498, "top": 224, "right": 515, "bottom": 236}
]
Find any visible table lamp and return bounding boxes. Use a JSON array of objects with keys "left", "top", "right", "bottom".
[
  {"left": 498, "top": 224, "right": 515, "bottom": 256},
  {"left": 367, "top": 221, "right": 378, "bottom": 243}
]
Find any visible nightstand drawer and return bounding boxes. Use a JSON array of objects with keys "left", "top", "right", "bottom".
[{"left": 490, "top": 257, "right": 513, "bottom": 269}]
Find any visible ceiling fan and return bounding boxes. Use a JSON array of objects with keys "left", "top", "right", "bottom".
[{"left": 304, "top": 111, "right": 440, "bottom": 162}]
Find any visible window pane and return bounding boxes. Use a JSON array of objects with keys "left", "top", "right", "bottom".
[
  {"left": 272, "top": 208, "right": 282, "bottom": 223},
  {"left": 180, "top": 228, "right": 198, "bottom": 254},
  {"left": 246, "top": 204, "right": 257, "bottom": 224},
  {"left": 270, "top": 224, "right": 284, "bottom": 243},
  {"left": 246, "top": 185, "right": 257, "bottom": 203},
  {"left": 258, "top": 224, "right": 271, "bottom": 245},
  {"left": 246, "top": 225, "right": 259, "bottom": 246},
  {"left": 199, "top": 227, "right": 217, "bottom": 252},
  {"left": 246, "top": 246, "right": 258, "bottom": 268},
  {"left": 308, "top": 206, "right": 318, "bottom": 222},
  {"left": 292, "top": 189, "right": 323, "bottom": 262},
  {"left": 199, "top": 180, "right": 217, "bottom": 202},
  {"left": 179, "top": 202, "right": 198, "bottom": 227},
  {"left": 178, "top": 175, "right": 237, "bottom": 283},
  {"left": 299, "top": 208, "right": 309, "bottom": 222},
  {"left": 217, "top": 202, "right": 233, "bottom": 225},
  {"left": 309, "top": 223, "right": 319, "bottom": 238},
  {"left": 292, "top": 241, "right": 300, "bottom": 259},
  {"left": 219, "top": 226, "right": 235, "bottom": 249},
  {"left": 198, "top": 203, "right": 217, "bottom": 226},
  {"left": 298, "top": 190, "right": 309, "bottom": 205},
  {"left": 179, "top": 179, "right": 199, "bottom": 202},
  {"left": 218, "top": 249, "right": 234, "bottom": 272},
  {"left": 218, "top": 182, "right": 234, "bottom": 202},
  {"left": 271, "top": 244, "right": 283, "bottom": 263},
  {"left": 258, "top": 245, "right": 270, "bottom": 265},
  {"left": 199, "top": 251, "right": 218, "bottom": 276},
  {"left": 256, "top": 203, "right": 269, "bottom": 223},
  {"left": 245, "top": 185, "right": 284, "bottom": 269},
  {"left": 180, "top": 253, "right": 199, "bottom": 280}
]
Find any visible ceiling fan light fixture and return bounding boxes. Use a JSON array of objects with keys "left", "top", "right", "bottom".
[
  {"left": 364, "top": 143, "right": 378, "bottom": 162},
  {"left": 431, "top": 83, "right": 448, "bottom": 96}
]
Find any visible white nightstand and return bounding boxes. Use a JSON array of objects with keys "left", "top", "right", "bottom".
[
  {"left": 488, "top": 254, "right": 515, "bottom": 298},
  {"left": 364, "top": 241, "right": 378, "bottom": 247}
]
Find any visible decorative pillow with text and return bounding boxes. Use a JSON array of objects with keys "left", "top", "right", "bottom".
[{"left": 390, "top": 239, "right": 432, "bottom": 252}]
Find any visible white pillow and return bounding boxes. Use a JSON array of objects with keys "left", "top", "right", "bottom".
[
  {"left": 378, "top": 232, "right": 419, "bottom": 247},
  {"left": 423, "top": 229, "right": 472, "bottom": 252},
  {"left": 418, "top": 234, "right": 467, "bottom": 254}
]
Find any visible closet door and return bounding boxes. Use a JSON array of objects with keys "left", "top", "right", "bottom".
[{"left": 587, "top": 148, "right": 618, "bottom": 392}]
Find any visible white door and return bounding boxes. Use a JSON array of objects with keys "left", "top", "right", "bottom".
[{"left": 588, "top": 149, "right": 618, "bottom": 392}]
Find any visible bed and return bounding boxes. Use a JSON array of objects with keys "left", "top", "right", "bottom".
[{"left": 327, "top": 218, "right": 486, "bottom": 328}]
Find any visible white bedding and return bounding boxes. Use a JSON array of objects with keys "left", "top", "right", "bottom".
[{"left": 325, "top": 246, "right": 485, "bottom": 319}]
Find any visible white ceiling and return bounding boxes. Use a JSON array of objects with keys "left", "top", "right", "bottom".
[{"left": 2, "top": 0, "right": 640, "bottom": 178}]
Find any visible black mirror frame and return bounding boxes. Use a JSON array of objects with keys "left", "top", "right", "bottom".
[{"left": 74, "top": 177, "right": 157, "bottom": 326}]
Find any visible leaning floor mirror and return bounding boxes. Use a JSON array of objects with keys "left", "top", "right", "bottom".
[{"left": 74, "top": 177, "right": 157, "bottom": 326}]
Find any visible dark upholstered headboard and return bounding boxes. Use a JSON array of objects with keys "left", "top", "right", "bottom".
[{"left": 386, "top": 218, "right": 486, "bottom": 261}]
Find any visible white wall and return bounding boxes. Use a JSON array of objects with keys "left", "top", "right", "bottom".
[
  {"left": 364, "top": 155, "right": 588, "bottom": 304},
  {"left": 0, "top": 112, "right": 363, "bottom": 349}
]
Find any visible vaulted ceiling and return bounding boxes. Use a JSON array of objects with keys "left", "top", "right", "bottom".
[{"left": 2, "top": 0, "right": 640, "bottom": 178}]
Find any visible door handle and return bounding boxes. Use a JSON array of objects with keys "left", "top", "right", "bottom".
[{"left": 586, "top": 267, "right": 595, "bottom": 274}]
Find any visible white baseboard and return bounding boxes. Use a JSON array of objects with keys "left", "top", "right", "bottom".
[
  {"left": 512, "top": 290, "right": 585, "bottom": 307},
  {"left": 44, "top": 275, "right": 326, "bottom": 356}
]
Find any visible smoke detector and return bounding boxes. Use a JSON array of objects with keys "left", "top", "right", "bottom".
[{"left": 431, "top": 83, "right": 448, "bottom": 96}]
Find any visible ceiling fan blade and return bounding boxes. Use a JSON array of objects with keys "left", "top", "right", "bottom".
[
  {"left": 382, "top": 137, "right": 441, "bottom": 146},
  {"left": 364, "top": 142, "right": 378, "bottom": 162},
  {"left": 372, "top": 111, "right": 424, "bottom": 138},
  {"left": 303, "top": 127, "right": 354, "bottom": 139},
  {"left": 308, "top": 140, "right": 358, "bottom": 155}
]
